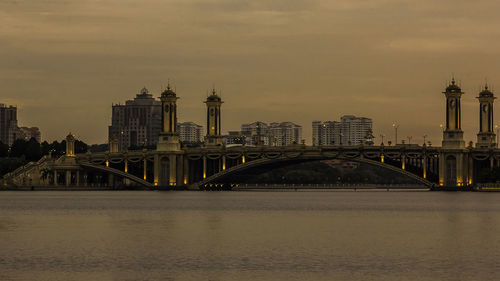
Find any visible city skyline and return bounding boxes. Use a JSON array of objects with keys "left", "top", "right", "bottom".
[{"left": 2, "top": 0, "right": 500, "bottom": 145}]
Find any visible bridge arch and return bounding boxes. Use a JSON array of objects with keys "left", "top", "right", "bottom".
[
  {"left": 196, "top": 155, "right": 434, "bottom": 188},
  {"left": 79, "top": 162, "right": 154, "bottom": 188}
]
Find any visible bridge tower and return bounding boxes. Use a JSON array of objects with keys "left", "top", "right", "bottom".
[
  {"left": 157, "top": 84, "right": 180, "bottom": 151},
  {"left": 155, "top": 84, "right": 182, "bottom": 187},
  {"left": 204, "top": 88, "right": 224, "bottom": 146},
  {"left": 476, "top": 84, "right": 496, "bottom": 148},
  {"left": 439, "top": 78, "right": 471, "bottom": 187},
  {"left": 442, "top": 78, "right": 465, "bottom": 149}
]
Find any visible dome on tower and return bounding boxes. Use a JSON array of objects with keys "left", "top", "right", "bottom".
[
  {"left": 479, "top": 84, "right": 494, "bottom": 98},
  {"left": 445, "top": 78, "right": 462, "bottom": 93},
  {"left": 206, "top": 88, "right": 222, "bottom": 102},
  {"left": 161, "top": 85, "right": 176, "bottom": 98}
]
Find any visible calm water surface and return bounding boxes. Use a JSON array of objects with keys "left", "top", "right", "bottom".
[{"left": 0, "top": 191, "right": 499, "bottom": 281}]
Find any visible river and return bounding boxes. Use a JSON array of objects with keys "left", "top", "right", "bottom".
[{"left": 0, "top": 191, "right": 499, "bottom": 281}]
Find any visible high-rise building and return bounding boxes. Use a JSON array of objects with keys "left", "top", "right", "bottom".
[
  {"left": 108, "top": 87, "right": 162, "bottom": 151},
  {"left": 241, "top": 121, "right": 270, "bottom": 145},
  {"left": 313, "top": 115, "right": 373, "bottom": 146},
  {"left": 312, "top": 121, "right": 340, "bottom": 145},
  {"left": 0, "top": 104, "right": 19, "bottom": 146},
  {"left": 178, "top": 122, "right": 203, "bottom": 144},
  {"left": 18, "top": 127, "right": 41, "bottom": 143},
  {"left": 269, "top": 122, "right": 302, "bottom": 146},
  {"left": 238, "top": 121, "right": 302, "bottom": 146}
]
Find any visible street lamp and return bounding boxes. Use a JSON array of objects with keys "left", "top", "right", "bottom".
[
  {"left": 392, "top": 123, "right": 399, "bottom": 145},
  {"left": 380, "top": 134, "right": 385, "bottom": 145},
  {"left": 423, "top": 135, "right": 428, "bottom": 146},
  {"left": 407, "top": 136, "right": 412, "bottom": 145}
]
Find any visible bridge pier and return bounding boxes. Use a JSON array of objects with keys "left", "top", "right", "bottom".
[
  {"left": 439, "top": 150, "right": 471, "bottom": 187},
  {"left": 423, "top": 156, "right": 427, "bottom": 179},
  {"left": 203, "top": 155, "right": 207, "bottom": 179},
  {"left": 183, "top": 156, "right": 189, "bottom": 185},
  {"left": 169, "top": 155, "right": 177, "bottom": 186},
  {"left": 154, "top": 154, "right": 159, "bottom": 186},
  {"left": 108, "top": 174, "right": 114, "bottom": 188}
]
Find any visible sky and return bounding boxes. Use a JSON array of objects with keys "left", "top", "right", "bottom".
[{"left": 2, "top": 0, "right": 500, "bottom": 145}]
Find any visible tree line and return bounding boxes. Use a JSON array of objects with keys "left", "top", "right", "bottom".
[{"left": 0, "top": 138, "right": 88, "bottom": 176}]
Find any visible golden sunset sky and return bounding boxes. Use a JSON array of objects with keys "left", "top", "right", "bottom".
[{"left": 2, "top": 0, "right": 500, "bottom": 145}]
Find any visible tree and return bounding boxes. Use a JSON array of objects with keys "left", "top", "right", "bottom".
[
  {"left": 9, "top": 139, "right": 28, "bottom": 158},
  {"left": 75, "top": 140, "right": 88, "bottom": 153},
  {"left": 25, "top": 138, "right": 42, "bottom": 161},
  {"left": 41, "top": 141, "right": 51, "bottom": 155},
  {"left": 0, "top": 141, "right": 8, "bottom": 157}
]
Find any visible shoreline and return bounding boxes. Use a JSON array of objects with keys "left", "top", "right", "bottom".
[{"left": 2, "top": 185, "right": 500, "bottom": 192}]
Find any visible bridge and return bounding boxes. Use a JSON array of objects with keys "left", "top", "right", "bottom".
[{"left": 3, "top": 79, "right": 499, "bottom": 190}]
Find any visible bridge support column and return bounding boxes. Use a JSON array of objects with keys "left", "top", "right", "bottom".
[
  {"left": 76, "top": 170, "right": 80, "bottom": 186},
  {"left": 143, "top": 159, "right": 147, "bottom": 181},
  {"left": 440, "top": 151, "right": 468, "bottom": 187},
  {"left": 203, "top": 155, "right": 207, "bottom": 179},
  {"left": 124, "top": 159, "right": 128, "bottom": 173},
  {"left": 169, "top": 155, "right": 177, "bottom": 186},
  {"left": 65, "top": 170, "right": 71, "bottom": 186},
  {"left": 154, "top": 154, "right": 159, "bottom": 186},
  {"left": 468, "top": 155, "right": 474, "bottom": 186},
  {"left": 108, "top": 174, "right": 114, "bottom": 188},
  {"left": 401, "top": 155, "right": 406, "bottom": 170},
  {"left": 490, "top": 156, "right": 494, "bottom": 170},
  {"left": 54, "top": 170, "right": 58, "bottom": 186},
  {"left": 183, "top": 156, "right": 189, "bottom": 185},
  {"left": 423, "top": 156, "right": 427, "bottom": 179},
  {"left": 457, "top": 153, "right": 465, "bottom": 186},
  {"left": 438, "top": 152, "right": 445, "bottom": 186}
]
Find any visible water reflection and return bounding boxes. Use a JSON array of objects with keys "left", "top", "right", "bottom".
[{"left": 0, "top": 191, "right": 499, "bottom": 281}]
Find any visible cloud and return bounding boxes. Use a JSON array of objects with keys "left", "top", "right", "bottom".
[{"left": 1, "top": 0, "right": 499, "bottom": 144}]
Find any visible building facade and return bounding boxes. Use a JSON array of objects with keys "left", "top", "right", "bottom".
[
  {"left": 313, "top": 115, "right": 373, "bottom": 146},
  {"left": 178, "top": 122, "right": 203, "bottom": 144},
  {"left": 241, "top": 121, "right": 270, "bottom": 145},
  {"left": 269, "top": 122, "right": 302, "bottom": 146},
  {"left": 108, "top": 88, "right": 162, "bottom": 151},
  {"left": 234, "top": 121, "right": 302, "bottom": 146},
  {"left": 0, "top": 104, "right": 19, "bottom": 146}
]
